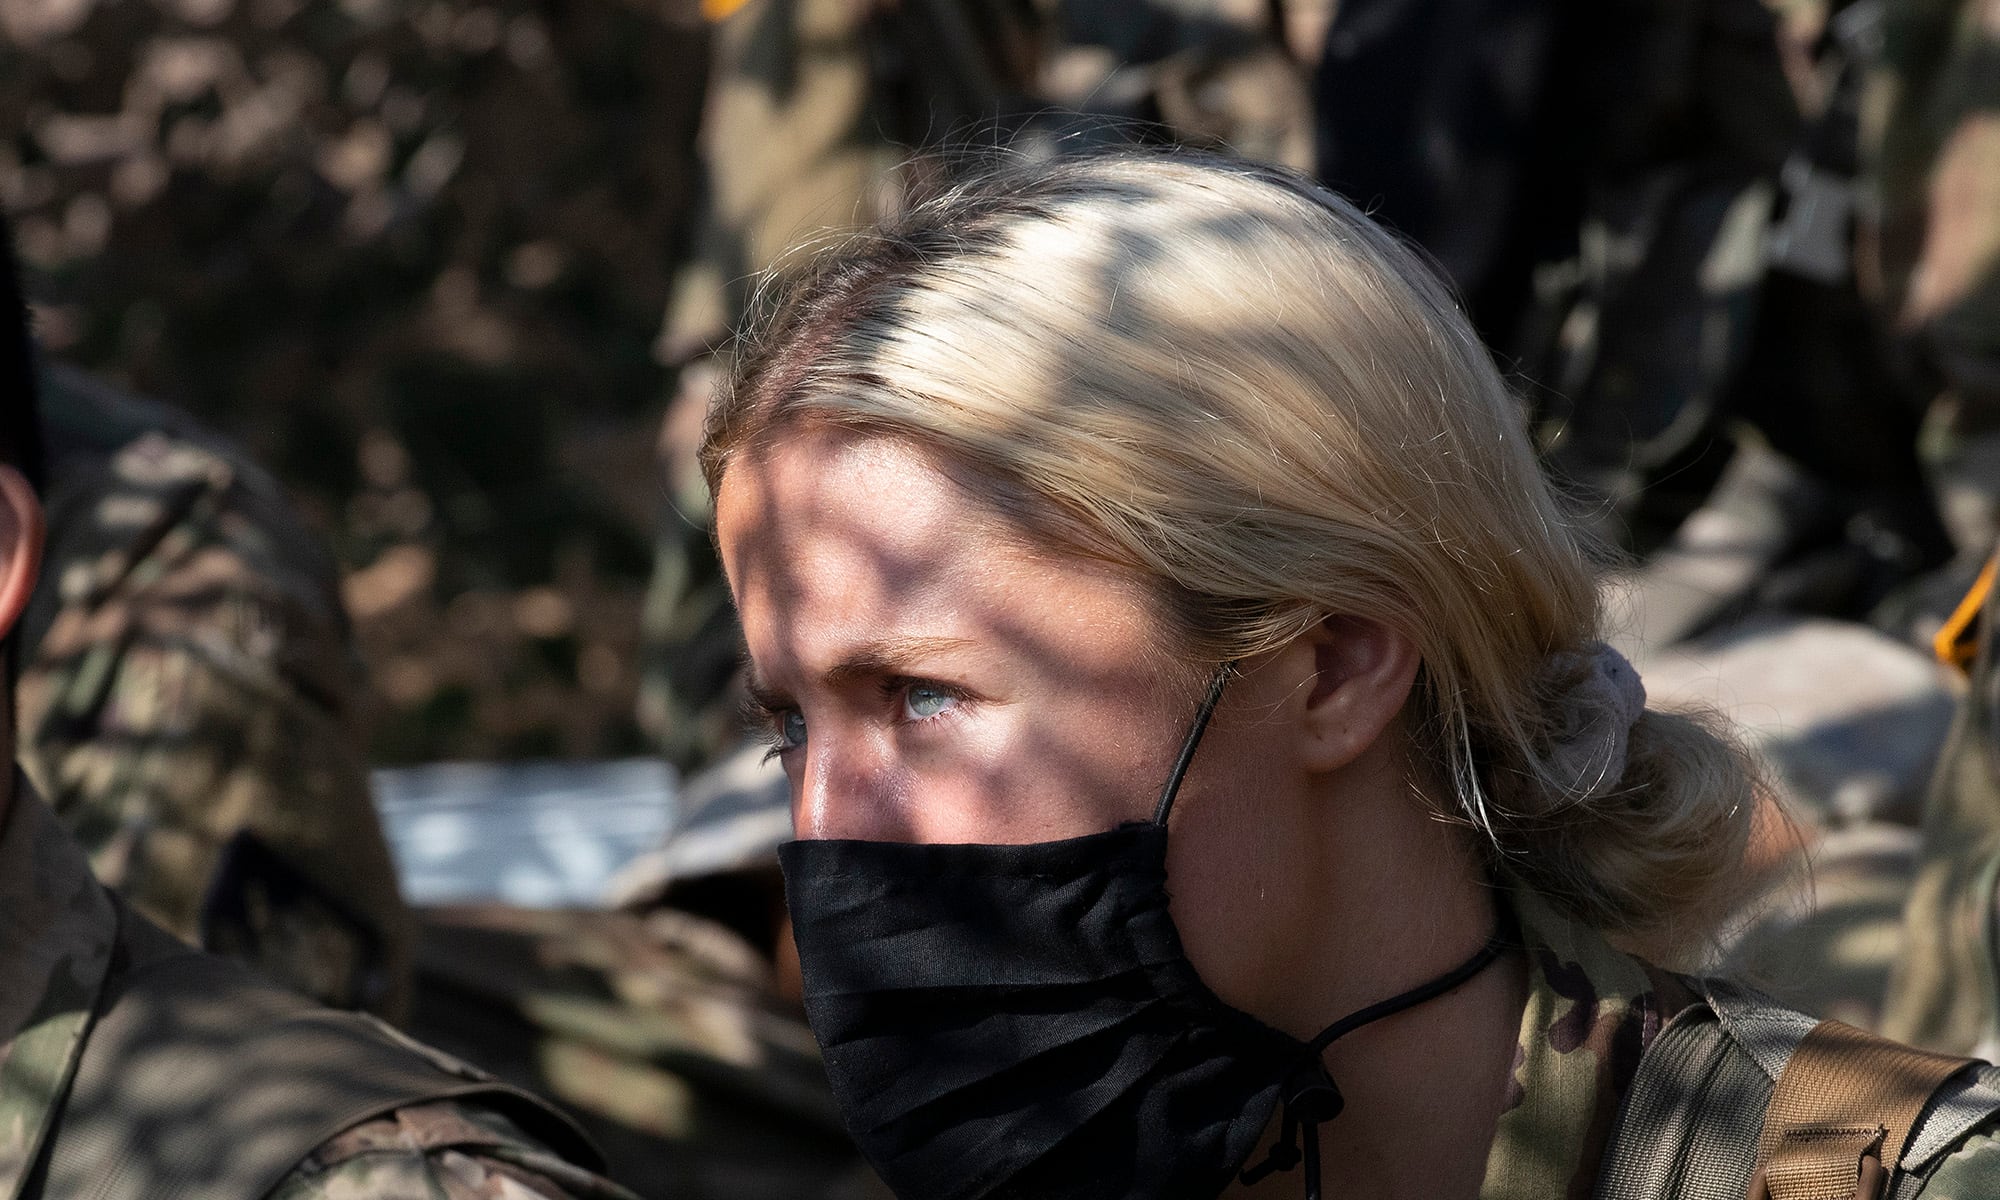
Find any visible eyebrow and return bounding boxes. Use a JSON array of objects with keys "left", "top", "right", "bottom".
[{"left": 744, "top": 635, "right": 979, "bottom": 709}]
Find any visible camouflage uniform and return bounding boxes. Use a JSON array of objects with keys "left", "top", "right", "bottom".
[
  {"left": 404, "top": 904, "right": 881, "bottom": 1200},
  {"left": 1480, "top": 888, "right": 1701, "bottom": 1197},
  {"left": 16, "top": 366, "right": 412, "bottom": 1018},
  {"left": 1314, "top": 0, "right": 1952, "bottom": 587},
  {"left": 402, "top": 743, "right": 875, "bottom": 1200},
  {"left": 1864, "top": 0, "right": 2000, "bottom": 561},
  {"left": 1485, "top": 884, "right": 2000, "bottom": 1196},
  {"left": 653, "top": 0, "right": 1310, "bottom": 371},
  {"left": 0, "top": 780, "right": 636, "bottom": 1200}
]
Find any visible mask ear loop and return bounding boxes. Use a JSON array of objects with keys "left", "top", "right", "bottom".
[
  {"left": 1151, "top": 664, "right": 1235, "bottom": 826},
  {"left": 1237, "top": 908, "right": 1520, "bottom": 1200}
]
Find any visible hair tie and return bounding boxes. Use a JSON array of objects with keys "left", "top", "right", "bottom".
[{"left": 1542, "top": 640, "right": 1647, "bottom": 801}]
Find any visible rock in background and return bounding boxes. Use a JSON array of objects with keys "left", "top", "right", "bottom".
[
  {"left": 1629, "top": 614, "right": 1959, "bottom": 830},
  {"left": 1612, "top": 587, "right": 1962, "bottom": 1028}
]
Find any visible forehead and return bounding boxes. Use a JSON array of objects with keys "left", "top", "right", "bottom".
[
  {"left": 717, "top": 428, "right": 994, "bottom": 598},
  {"left": 714, "top": 427, "right": 1153, "bottom": 675}
]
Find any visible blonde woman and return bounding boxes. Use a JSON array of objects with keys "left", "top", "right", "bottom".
[{"left": 699, "top": 151, "right": 2000, "bottom": 1200}]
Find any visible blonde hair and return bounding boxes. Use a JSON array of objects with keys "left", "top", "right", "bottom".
[{"left": 702, "top": 150, "right": 1758, "bottom": 945}]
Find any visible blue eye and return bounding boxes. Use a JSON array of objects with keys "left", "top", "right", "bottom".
[
  {"left": 903, "top": 684, "right": 959, "bottom": 721},
  {"left": 779, "top": 709, "right": 808, "bottom": 749}
]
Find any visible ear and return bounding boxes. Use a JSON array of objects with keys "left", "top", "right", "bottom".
[
  {"left": 1295, "top": 615, "right": 1422, "bottom": 773},
  {"left": 0, "top": 465, "right": 44, "bottom": 641}
]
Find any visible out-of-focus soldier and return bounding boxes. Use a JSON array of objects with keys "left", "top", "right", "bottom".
[
  {"left": 1862, "top": 0, "right": 2000, "bottom": 564},
  {"left": 0, "top": 222, "right": 636, "bottom": 1200},
  {"left": 1882, "top": 550, "right": 2000, "bottom": 1055},
  {"left": 1865, "top": 0, "right": 2000, "bottom": 1060},
  {"left": 654, "top": 0, "right": 1314, "bottom": 376},
  {"left": 1647, "top": 0, "right": 2000, "bottom": 1050},
  {"left": 639, "top": 0, "right": 1316, "bottom": 771},
  {"left": 1313, "top": 0, "right": 1953, "bottom": 609},
  {"left": 17, "top": 363, "right": 414, "bottom": 1019}
]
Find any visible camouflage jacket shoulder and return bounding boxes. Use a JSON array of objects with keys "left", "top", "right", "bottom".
[
  {"left": 1478, "top": 885, "right": 1692, "bottom": 1199},
  {"left": 0, "top": 783, "right": 634, "bottom": 1200},
  {"left": 271, "top": 1100, "right": 633, "bottom": 1200},
  {"left": 1915, "top": 1121, "right": 2000, "bottom": 1198},
  {"left": 18, "top": 370, "right": 411, "bottom": 1016},
  {"left": 1482, "top": 883, "right": 2000, "bottom": 1198}
]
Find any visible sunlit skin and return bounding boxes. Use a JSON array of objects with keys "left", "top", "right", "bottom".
[{"left": 716, "top": 424, "right": 1528, "bottom": 1200}]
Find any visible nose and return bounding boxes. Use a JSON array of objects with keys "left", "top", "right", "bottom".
[{"left": 793, "top": 727, "right": 915, "bottom": 842}]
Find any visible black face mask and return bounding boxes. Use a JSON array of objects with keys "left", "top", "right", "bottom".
[{"left": 779, "top": 668, "right": 1509, "bottom": 1200}]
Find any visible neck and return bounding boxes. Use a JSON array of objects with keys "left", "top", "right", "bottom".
[
  {"left": 1306, "top": 900, "right": 1525, "bottom": 1200},
  {"left": 1211, "top": 747, "right": 1527, "bottom": 1200}
]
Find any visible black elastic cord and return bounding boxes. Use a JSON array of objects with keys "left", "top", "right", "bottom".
[
  {"left": 1151, "top": 664, "right": 1235, "bottom": 826},
  {"left": 1305, "top": 916, "right": 1513, "bottom": 1056},
  {"left": 1239, "top": 908, "right": 1518, "bottom": 1199}
]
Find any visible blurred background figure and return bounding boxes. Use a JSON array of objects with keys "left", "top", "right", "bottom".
[
  {"left": 1881, "top": 546, "right": 2000, "bottom": 1058},
  {"left": 1862, "top": 0, "right": 2000, "bottom": 1057},
  {"left": 20, "top": 363, "right": 412, "bottom": 1017},
  {"left": 1, "top": 225, "right": 636, "bottom": 1200},
  {"left": 1313, "top": 0, "right": 1953, "bottom": 619},
  {"left": 1864, "top": 0, "right": 2000, "bottom": 570},
  {"left": 403, "top": 744, "right": 883, "bottom": 1198},
  {"left": 1300, "top": 0, "right": 2000, "bottom": 1048}
]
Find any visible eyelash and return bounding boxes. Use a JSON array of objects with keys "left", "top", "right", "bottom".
[
  {"left": 742, "top": 696, "right": 799, "bottom": 763},
  {"left": 882, "top": 676, "right": 970, "bottom": 726},
  {"left": 742, "top": 677, "right": 970, "bottom": 761}
]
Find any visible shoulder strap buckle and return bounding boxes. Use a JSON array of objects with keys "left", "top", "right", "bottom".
[
  {"left": 1749, "top": 1019, "right": 1973, "bottom": 1200},
  {"left": 1747, "top": 1124, "right": 1888, "bottom": 1200}
]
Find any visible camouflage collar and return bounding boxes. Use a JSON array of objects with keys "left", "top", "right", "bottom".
[
  {"left": 1478, "top": 884, "right": 1685, "bottom": 1200},
  {"left": 0, "top": 778, "right": 118, "bottom": 1200}
]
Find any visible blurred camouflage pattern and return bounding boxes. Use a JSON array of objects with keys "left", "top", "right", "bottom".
[
  {"left": 273, "top": 1102, "right": 638, "bottom": 1200},
  {"left": 0, "top": 0, "right": 704, "bottom": 763},
  {"left": 1315, "top": 0, "right": 1792, "bottom": 552},
  {"left": 18, "top": 364, "right": 413, "bottom": 1017},
  {"left": 405, "top": 903, "right": 884, "bottom": 1200},
  {"left": 1714, "top": 0, "right": 2000, "bottom": 1054},
  {"left": 0, "top": 781, "right": 634, "bottom": 1200},
  {"left": 1864, "top": 0, "right": 2000, "bottom": 562},
  {"left": 11, "top": 366, "right": 864, "bottom": 1197},
  {"left": 655, "top": 0, "right": 1313, "bottom": 369},
  {"left": 1313, "top": 0, "right": 1952, "bottom": 603},
  {"left": 1882, "top": 548, "right": 2000, "bottom": 1057}
]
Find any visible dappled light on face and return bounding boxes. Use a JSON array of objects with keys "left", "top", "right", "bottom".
[
  {"left": 703, "top": 152, "right": 1762, "bottom": 949},
  {"left": 716, "top": 427, "right": 1194, "bottom": 848}
]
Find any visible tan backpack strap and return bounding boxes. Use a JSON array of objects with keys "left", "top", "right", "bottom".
[{"left": 1748, "top": 1020, "right": 1974, "bottom": 1200}]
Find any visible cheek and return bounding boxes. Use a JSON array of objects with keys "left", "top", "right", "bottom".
[
  {"left": 1159, "top": 726, "right": 1306, "bottom": 1013},
  {"left": 882, "top": 713, "right": 1164, "bottom": 845}
]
